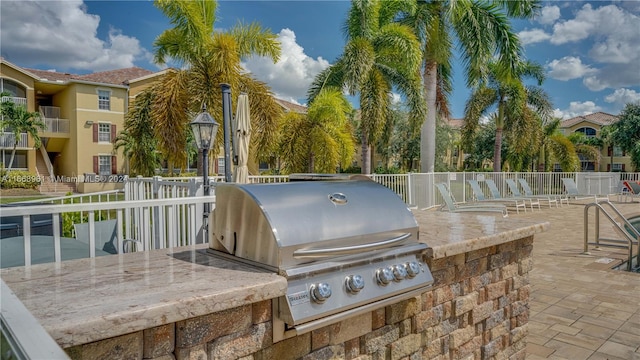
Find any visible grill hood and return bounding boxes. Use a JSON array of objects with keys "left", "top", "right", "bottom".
[{"left": 211, "top": 180, "right": 419, "bottom": 271}]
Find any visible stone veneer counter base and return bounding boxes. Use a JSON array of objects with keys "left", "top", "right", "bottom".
[{"left": 1, "top": 210, "right": 549, "bottom": 359}]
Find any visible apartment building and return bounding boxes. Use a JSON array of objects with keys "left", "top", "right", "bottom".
[
  {"left": 560, "top": 112, "right": 632, "bottom": 172},
  {"left": 1, "top": 58, "right": 166, "bottom": 193}
]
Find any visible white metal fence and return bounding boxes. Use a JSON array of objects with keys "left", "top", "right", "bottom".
[{"left": 2, "top": 171, "right": 638, "bottom": 269}]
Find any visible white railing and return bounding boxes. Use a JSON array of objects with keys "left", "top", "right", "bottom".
[
  {"left": 0, "top": 132, "right": 28, "bottom": 148},
  {"left": 124, "top": 172, "right": 640, "bottom": 209},
  {"left": 0, "top": 196, "right": 213, "bottom": 268},
  {"left": 39, "top": 106, "right": 70, "bottom": 133},
  {"left": 1, "top": 96, "right": 27, "bottom": 108},
  {"left": 43, "top": 117, "right": 70, "bottom": 133}
]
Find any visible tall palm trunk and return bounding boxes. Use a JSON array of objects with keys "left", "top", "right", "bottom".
[
  {"left": 308, "top": 152, "right": 315, "bottom": 173},
  {"left": 493, "top": 103, "right": 505, "bottom": 172},
  {"left": 421, "top": 61, "right": 438, "bottom": 173},
  {"left": 7, "top": 138, "right": 18, "bottom": 169},
  {"left": 361, "top": 131, "right": 371, "bottom": 174}
]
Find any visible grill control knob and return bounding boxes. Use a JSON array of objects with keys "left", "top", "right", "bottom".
[
  {"left": 393, "top": 264, "right": 408, "bottom": 281},
  {"left": 310, "top": 283, "right": 332, "bottom": 303},
  {"left": 345, "top": 275, "right": 365, "bottom": 294},
  {"left": 376, "top": 267, "right": 395, "bottom": 286},
  {"left": 406, "top": 261, "right": 421, "bottom": 278}
]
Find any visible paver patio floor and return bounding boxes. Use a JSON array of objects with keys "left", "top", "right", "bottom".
[{"left": 515, "top": 200, "right": 639, "bottom": 360}]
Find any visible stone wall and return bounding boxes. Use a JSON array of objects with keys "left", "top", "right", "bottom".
[{"left": 64, "top": 236, "right": 533, "bottom": 360}]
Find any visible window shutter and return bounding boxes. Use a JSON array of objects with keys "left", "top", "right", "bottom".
[
  {"left": 111, "top": 124, "right": 116, "bottom": 143},
  {"left": 622, "top": 164, "right": 626, "bottom": 171},
  {"left": 607, "top": 164, "right": 610, "bottom": 171},
  {"left": 111, "top": 156, "right": 117, "bottom": 174},
  {"left": 93, "top": 156, "right": 99, "bottom": 174},
  {"left": 607, "top": 146, "right": 612, "bottom": 156},
  {"left": 93, "top": 123, "right": 98, "bottom": 142}
]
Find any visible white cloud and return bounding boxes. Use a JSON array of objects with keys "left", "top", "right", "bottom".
[
  {"left": 537, "top": 5, "right": 561, "bottom": 25},
  {"left": 389, "top": 93, "right": 401, "bottom": 105},
  {"left": 549, "top": 4, "right": 640, "bottom": 63},
  {"left": 242, "top": 28, "right": 330, "bottom": 102},
  {"left": 604, "top": 88, "right": 640, "bottom": 105},
  {"left": 518, "top": 29, "right": 551, "bottom": 45},
  {"left": 0, "top": 1, "right": 149, "bottom": 71},
  {"left": 554, "top": 101, "right": 603, "bottom": 119},
  {"left": 547, "top": 56, "right": 595, "bottom": 81}
]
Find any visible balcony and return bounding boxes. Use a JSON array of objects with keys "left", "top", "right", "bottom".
[
  {"left": 0, "top": 132, "right": 28, "bottom": 149},
  {"left": 1, "top": 96, "right": 27, "bottom": 108},
  {"left": 39, "top": 106, "right": 70, "bottom": 134}
]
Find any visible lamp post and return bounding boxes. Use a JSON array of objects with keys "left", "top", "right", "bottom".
[{"left": 190, "top": 104, "right": 219, "bottom": 242}]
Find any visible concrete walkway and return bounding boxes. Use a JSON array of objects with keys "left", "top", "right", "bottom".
[{"left": 515, "top": 200, "right": 640, "bottom": 360}]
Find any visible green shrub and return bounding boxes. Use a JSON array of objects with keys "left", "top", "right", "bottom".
[
  {"left": 0, "top": 168, "right": 41, "bottom": 189},
  {"left": 61, "top": 192, "right": 107, "bottom": 237}
]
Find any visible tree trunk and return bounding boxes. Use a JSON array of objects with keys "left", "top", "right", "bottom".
[
  {"left": 308, "top": 152, "right": 315, "bottom": 173},
  {"left": 7, "top": 143, "right": 17, "bottom": 169},
  {"left": 493, "top": 127, "right": 503, "bottom": 172},
  {"left": 421, "top": 61, "right": 438, "bottom": 173},
  {"left": 361, "top": 131, "right": 371, "bottom": 174}
]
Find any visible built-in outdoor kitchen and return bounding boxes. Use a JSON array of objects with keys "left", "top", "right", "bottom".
[{"left": 1, "top": 178, "right": 548, "bottom": 359}]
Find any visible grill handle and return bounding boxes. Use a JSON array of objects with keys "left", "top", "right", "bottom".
[{"left": 293, "top": 233, "right": 411, "bottom": 258}]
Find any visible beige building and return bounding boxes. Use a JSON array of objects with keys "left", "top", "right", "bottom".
[
  {"left": 1, "top": 58, "right": 166, "bottom": 192},
  {"left": 560, "top": 112, "right": 632, "bottom": 172}
]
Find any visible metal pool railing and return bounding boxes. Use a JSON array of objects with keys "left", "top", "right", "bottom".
[{"left": 583, "top": 200, "right": 640, "bottom": 271}]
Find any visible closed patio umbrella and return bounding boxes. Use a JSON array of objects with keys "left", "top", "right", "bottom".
[{"left": 234, "top": 93, "right": 251, "bottom": 183}]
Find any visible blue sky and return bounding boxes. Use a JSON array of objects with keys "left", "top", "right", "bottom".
[{"left": 1, "top": 1, "right": 639, "bottom": 120}]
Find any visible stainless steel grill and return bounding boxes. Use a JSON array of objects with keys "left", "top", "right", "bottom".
[{"left": 210, "top": 178, "right": 433, "bottom": 338}]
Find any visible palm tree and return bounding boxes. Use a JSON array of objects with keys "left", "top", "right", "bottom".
[
  {"left": 308, "top": 0, "right": 426, "bottom": 174},
  {"left": 280, "top": 88, "right": 355, "bottom": 173},
  {"left": 567, "top": 132, "right": 601, "bottom": 171},
  {"left": 538, "top": 118, "right": 579, "bottom": 171},
  {"left": 0, "top": 97, "right": 46, "bottom": 169},
  {"left": 142, "top": 0, "right": 283, "bottom": 174},
  {"left": 461, "top": 59, "right": 552, "bottom": 171},
  {"left": 114, "top": 89, "right": 160, "bottom": 176},
  {"left": 403, "top": 0, "right": 541, "bottom": 172}
]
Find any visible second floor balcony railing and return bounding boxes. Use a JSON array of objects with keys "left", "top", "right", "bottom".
[
  {"left": 1, "top": 96, "right": 27, "bottom": 108},
  {"left": 0, "top": 132, "right": 28, "bottom": 148},
  {"left": 39, "top": 106, "right": 70, "bottom": 134}
]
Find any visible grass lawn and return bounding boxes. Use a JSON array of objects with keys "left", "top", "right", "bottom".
[{"left": 0, "top": 188, "right": 53, "bottom": 204}]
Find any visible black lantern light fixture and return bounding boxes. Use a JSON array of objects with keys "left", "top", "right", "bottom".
[{"left": 190, "top": 103, "right": 219, "bottom": 241}]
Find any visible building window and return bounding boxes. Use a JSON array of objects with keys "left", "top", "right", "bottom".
[
  {"left": 217, "top": 157, "right": 225, "bottom": 175},
  {"left": 93, "top": 155, "right": 117, "bottom": 175},
  {"left": 575, "top": 127, "right": 596, "bottom": 138},
  {"left": 99, "top": 156, "right": 111, "bottom": 175},
  {"left": 98, "top": 90, "right": 110, "bottom": 110},
  {"left": 613, "top": 146, "right": 623, "bottom": 157},
  {"left": 612, "top": 163, "right": 623, "bottom": 172},
  {"left": 0, "top": 79, "right": 26, "bottom": 98},
  {"left": 98, "top": 123, "right": 111, "bottom": 142}
]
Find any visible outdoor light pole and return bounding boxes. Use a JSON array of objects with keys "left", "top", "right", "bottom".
[{"left": 190, "top": 104, "right": 219, "bottom": 242}]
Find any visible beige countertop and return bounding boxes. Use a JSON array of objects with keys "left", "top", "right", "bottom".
[
  {"left": 0, "top": 245, "right": 287, "bottom": 348},
  {"left": 1, "top": 211, "right": 548, "bottom": 348},
  {"left": 412, "top": 210, "right": 549, "bottom": 259}
]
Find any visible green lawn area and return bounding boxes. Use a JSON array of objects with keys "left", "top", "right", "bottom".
[{"left": 0, "top": 195, "right": 53, "bottom": 204}]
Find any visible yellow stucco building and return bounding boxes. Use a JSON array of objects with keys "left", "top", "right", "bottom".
[
  {"left": 1, "top": 58, "right": 166, "bottom": 193},
  {"left": 560, "top": 112, "right": 633, "bottom": 172}
]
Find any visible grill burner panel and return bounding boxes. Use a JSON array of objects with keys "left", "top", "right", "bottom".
[
  {"left": 280, "top": 244, "right": 432, "bottom": 326},
  {"left": 210, "top": 180, "right": 433, "bottom": 336}
]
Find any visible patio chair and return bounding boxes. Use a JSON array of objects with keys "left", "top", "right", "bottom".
[
  {"left": 622, "top": 180, "right": 640, "bottom": 201},
  {"left": 475, "top": 179, "right": 528, "bottom": 214},
  {"left": 504, "top": 179, "right": 542, "bottom": 210},
  {"left": 518, "top": 178, "right": 567, "bottom": 207},
  {"left": 561, "top": 178, "right": 609, "bottom": 203},
  {"left": 435, "top": 183, "right": 508, "bottom": 217}
]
